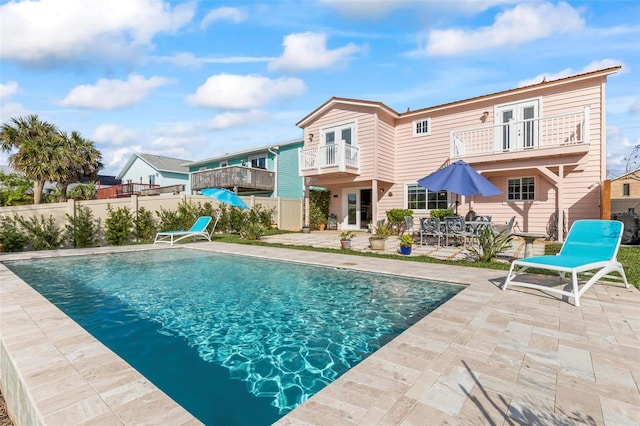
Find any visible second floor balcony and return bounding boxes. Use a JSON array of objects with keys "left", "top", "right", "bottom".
[
  {"left": 451, "top": 107, "right": 590, "bottom": 163},
  {"left": 299, "top": 141, "right": 360, "bottom": 176},
  {"left": 191, "top": 166, "right": 275, "bottom": 193}
]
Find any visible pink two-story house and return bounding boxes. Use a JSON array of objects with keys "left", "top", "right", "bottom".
[{"left": 297, "top": 67, "right": 620, "bottom": 242}]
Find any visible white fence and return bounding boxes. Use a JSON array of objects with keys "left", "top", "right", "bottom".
[{"left": 0, "top": 194, "right": 304, "bottom": 234}]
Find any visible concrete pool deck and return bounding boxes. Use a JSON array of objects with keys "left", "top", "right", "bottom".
[{"left": 1, "top": 242, "right": 639, "bottom": 425}]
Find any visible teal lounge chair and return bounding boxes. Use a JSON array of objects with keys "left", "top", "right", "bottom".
[
  {"left": 502, "top": 219, "right": 629, "bottom": 306},
  {"left": 154, "top": 216, "right": 213, "bottom": 246}
]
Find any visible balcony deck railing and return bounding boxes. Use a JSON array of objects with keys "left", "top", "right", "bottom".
[
  {"left": 299, "top": 141, "right": 360, "bottom": 173},
  {"left": 451, "top": 107, "right": 589, "bottom": 158},
  {"left": 96, "top": 183, "right": 159, "bottom": 199},
  {"left": 191, "top": 166, "right": 275, "bottom": 192}
]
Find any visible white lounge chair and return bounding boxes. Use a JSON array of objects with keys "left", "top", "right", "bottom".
[
  {"left": 154, "top": 216, "right": 213, "bottom": 246},
  {"left": 502, "top": 219, "right": 629, "bottom": 306}
]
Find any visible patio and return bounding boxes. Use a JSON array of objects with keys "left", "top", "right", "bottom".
[{"left": 0, "top": 241, "right": 638, "bottom": 425}]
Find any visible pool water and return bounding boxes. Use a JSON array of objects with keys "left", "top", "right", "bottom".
[{"left": 5, "top": 249, "right": 464, "bottom": 425}]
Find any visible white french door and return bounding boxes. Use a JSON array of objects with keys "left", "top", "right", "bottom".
[
  {"left": 495, "top": 100, "right": 540, "bottom": 151},
  {"left": 341, "top": 187, "right": 368, "bottom": 230}
]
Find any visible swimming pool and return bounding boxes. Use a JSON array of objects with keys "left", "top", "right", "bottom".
[{"left": 5, "top": 248, "right": 464, "bottom": 425}]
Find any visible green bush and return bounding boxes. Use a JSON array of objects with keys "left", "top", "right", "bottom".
[
  {"left": 241, "top": 222, "right": 266, "bottom": 240},
  {"left": 468, "top": 227, "right": 513, "bottom": 262},
  {"left": 65, "top": 205, "right": 100, "bottom": 248},
  {"left": 386, "top": 208, "right": 413, "bottom": 235},
  {"left": 105, "top": 204, "right": 133, "bottom": 245},
  {"left": 67, "top": 183, "right": 97, "bottom": 200},
  {"left": 0, "top": 215, "right": 28, "bottom": 252},
  {"left": 309, "top": 189, "right": 330, "bottom": 230},
  {"left": 134, "top": 207, "right": 156, "bottom": 242},
  {"left": 430, "top": 209, "right": 456, "bottom": 220},
  {"left": 16, "top": 214, "right": 64, "bottom": 250},
  {"left": 247, "top": 204, "right": 275, "bottom": 228},
  {"left": 157, "top": 200, "right": 213, "bottom": 232}
]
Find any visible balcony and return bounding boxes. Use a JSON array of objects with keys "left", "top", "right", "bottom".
[
  {"left": 191, "top": 166, "right": 275, "bottom": 193},
  {"left": 299, "top": 141, "right": 360, "bottom": 176},
  {"left": 96, "top": 183, "right": 159, "bottom": 199},
  {"left": 450, "top": 107, "right": 590, "bottom": 163}
]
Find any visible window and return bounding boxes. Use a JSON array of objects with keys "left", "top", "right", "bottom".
[
  {"left": 406, "top": 184, "right": 448, "bottom": 210},
  {"left": 413, "top": 118, "right": 431, "bottom": 136},
  {"left": 507, "top": 177, "right": 535, "bottom": 201},
  {"left": 322, "top": 122, "right": 355, "bottom": 145},
  {"left": 148, "top": 175, "right": 155, "bottom": 185},
  {"left": 623, "top": 183, "right": 630, "bottom": 196},
  {"left": 219, "top": 161, "right": 228, "bottom": 168},
  {"left": 250, "top": 156, "right": 266, "bottom": 169}
]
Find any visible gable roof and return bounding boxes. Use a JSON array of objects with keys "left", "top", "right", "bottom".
[
  {"left": 611, "top": 168, "right": 640, "bottom": 181},
  {"left": 296, "top": 66, "right": 622, "bottom": 127},
  {"left": 184, "top": 138, "right": 303, "bottom": 168},
  {"left": 116, "top": 153, "right": 192, "bottom": 179}
]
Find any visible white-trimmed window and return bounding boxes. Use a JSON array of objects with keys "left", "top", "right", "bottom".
[
  {"left": 507, "top": 177, "right": 535, "bottom": 200},
  {"left": 219, "top": 161, "right": 228, "bottom": 168},
  {"left": 406, "top": 184, "right": 448, "bottom": 210},
  {"left": 413, "top": 118, "right": 431, "bottom": 137},
  {"left": 148, "top": 175, "right": 155, "bottom": 185},
  {"left": 250, "top": 155, "right": 267, "bottom": 169},
  {"left": 322, "top": 122, "right": 355, "bottom": 145}
]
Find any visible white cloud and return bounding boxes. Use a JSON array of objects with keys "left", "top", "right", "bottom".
[
  {"left": 91, "top": 124, "right": 141, "bottom": 145},
  {"left": 420, "top": 2, "right": 584, "bottom": 56},
  {"left": 518, "top": 59, "right": 626, "bottom": 87},
  {"left": 0, "top": 81, "right": 19, "bottom": 101},
  {"left": 60, "top": 74, "right": 172, "bottom": 110},
  {"left": 0, "top": 0, "right": 195, "bottom": 66},
  {"left": 187, "top": 74, "right": 306, "bottom": 109},
  {"left": 104, "top": 146, "right": 143, "bottom": 174},
  {"left": 269, "top": 32, "right": 362, "bottom": 72},
  {"left": 153, "top": 52, "right": 276, "bottom": 68},
  {"left": 207, "top": 110, "right": 270, "bottom": 130},
  {"left": 201, "top": 7, "right": 246, "bottom": 29}
]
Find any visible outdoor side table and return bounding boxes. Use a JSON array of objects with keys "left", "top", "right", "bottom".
[{"left": 513, "top": 232, "right": 546, "bottom": 258}]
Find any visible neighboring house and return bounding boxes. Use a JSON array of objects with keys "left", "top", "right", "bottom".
[
  {"left": 296, "top": 67, "right": 620, "bottom": 241},
  {"left": 107, "top": 153, "right": 191, "bottom": 199},
  {"left": 185, "top": 139, "right": 304, "bottom": 199},
  {"left": 611, "top": 168, "right": 640, "bottom": 214}
]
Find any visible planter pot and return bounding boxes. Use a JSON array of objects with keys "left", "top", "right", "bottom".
[
  {"left": 369, "top": 237, "right": 386, "bottom": 251},
  {"left": 400, "top": 245, "right": 412, "bottom": 255},
  {"left": 340, "top": 239, "right": 351, "bottom": 250},
  {"left": 319, "top": 223, "right": 326, "bottom": 231},
  {"left": 302, "top": 226, "right": 310, "bottom": 233}
]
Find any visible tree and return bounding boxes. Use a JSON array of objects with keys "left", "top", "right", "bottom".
[
  {"left": 0, "top": 115, "right": 64, "bottom": 204},
  {"left": 56, "top": 130, "right": 103, "bottom": 201},
  {"left": 0, "top": 171, "right": 33, "bottom": 206},
  {"left": 0, "top": 115, "right": 103, "bottom": 204}
]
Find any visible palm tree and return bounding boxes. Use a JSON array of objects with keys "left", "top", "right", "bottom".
[
  {"left": 56, "top": 131, "right": 103, "bottom": 201},
  {"left": 0, "top": 115, "right": 64, "bottom": 204}
]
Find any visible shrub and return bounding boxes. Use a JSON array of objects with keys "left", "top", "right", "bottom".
[
  {"left": 65, "top": 205, "right": 100, "bottom": 248},
  {"left": 241, "top": 222, "right": 266, "bottom": 240},
  {"left": 134, "top": 207, "right": 156, "bottom": 242},
  {"left": 400, "top": 234, "right": 414, "bottom": 247},
  {"left": 105, "top": 204, "right": 133, "bottom": 245},
  {"left": 247, "top": 204, "right": 275, "bottom": 228},
  {"left": 309, "top": 189, "right": 330, "bottom": 230},
  {"left": 157, "top": 200, "right": 213, "bottom": 232},
  {"left": 372, "top": 221, "right": 392, "bottom": 238},
  {"left": 468, "top": 227, "right": 513, "bottom": 262},
  {"left": 386, "top": 209, "right": 413, "bottom": 235},
  {"left": 430, "top": 209, "right": 456, "bottom": 220},
  {"left": 0, "top": 215, "right": 28, "bottom": 252},
  {"left": 67, "top": 183, "right": 97, "bottom": 200},
  {"left": 16, "top": 214, "right": 64, "bottom": 250}
]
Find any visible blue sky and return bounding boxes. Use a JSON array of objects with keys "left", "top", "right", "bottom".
[{"left": 1, "top": 0, "right": 639, "bottom": 177}]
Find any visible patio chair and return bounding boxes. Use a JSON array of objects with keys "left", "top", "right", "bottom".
[
  {"left": 154, "top": 216, "right": 213, "bottom": 246},
  {"left": 420, "top": 217, "right": 445, "bottom": 245},
  {"left": 444, "top": 216, "right": 474, "bottom": 247},
  {"left": 404, "top": 216, "right": 420, "bottom": 240},
  {"left": 502, "top": 219, "right": 629, "bottom": 306}
]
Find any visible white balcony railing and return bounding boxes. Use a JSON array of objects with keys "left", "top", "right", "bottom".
[
  {"left": 299, "top": 141, "right": 360, "bottom": 173},
  {"left": 451, "top": 107, "right": 590, "bottom": 158}
]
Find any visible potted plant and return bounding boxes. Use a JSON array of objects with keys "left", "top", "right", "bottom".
[
  {"left": 399, "top": 234, "right": 413, "bottom": 255},
  {"left": 339, "top": 230, "right": 355, "bottom": 249},
  {"left": 369, "top": 221, "right": 391, "bottom": 250}
]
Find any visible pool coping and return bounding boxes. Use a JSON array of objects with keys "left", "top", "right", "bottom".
[{"left": 1, "top": 243, "right": 639, "bottom": 425}]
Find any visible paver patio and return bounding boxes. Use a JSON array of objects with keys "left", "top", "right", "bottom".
[{"left": 0, "top": 239, "right": 638, "bottom": 425}]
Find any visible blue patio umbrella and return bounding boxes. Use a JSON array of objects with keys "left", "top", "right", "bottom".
[
  {"left": 418, "top": 160, "right": 501, "bottom": 212},
  {"left": 201, "top": 188, "right": 249, "bottom": 210}
]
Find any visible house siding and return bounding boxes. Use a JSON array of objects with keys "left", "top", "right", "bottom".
[
  {"left": 120, "top": 158, "right": 188, "bottom": 188},
  {"left": 298, "top": 68, "right": 616, "bottom": 236},
  {"left": 277, "top": 144, "right": 303, "bottom": 199}
]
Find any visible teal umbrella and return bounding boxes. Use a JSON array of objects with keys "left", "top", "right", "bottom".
[{"left": 201, "top": 188, "right": 249, "bottom": 210}]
